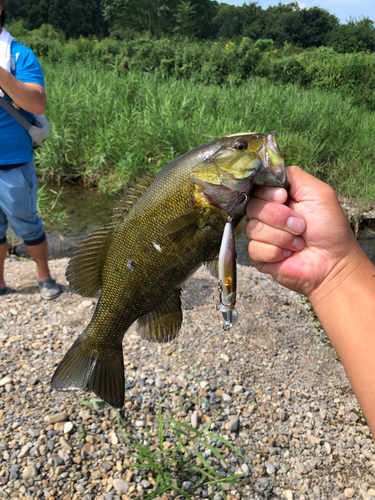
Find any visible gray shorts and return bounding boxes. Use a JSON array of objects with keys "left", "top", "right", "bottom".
[{"left": 0, "top": 161, "right": 45, "bottom": 245}]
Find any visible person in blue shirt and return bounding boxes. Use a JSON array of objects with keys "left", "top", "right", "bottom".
[{"left": 0, "top": 5, "right": 61, "bottom": 299}]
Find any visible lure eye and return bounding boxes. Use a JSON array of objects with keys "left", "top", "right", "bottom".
[{"left": 234, "top": 141, "right": 248, "bottom": 151}]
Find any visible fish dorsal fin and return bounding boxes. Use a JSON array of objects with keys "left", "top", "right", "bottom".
[
  {"left": 66, "top": 172, "right": 155, "bottom": 297},
  {"left": 110, "top": 172, "right": 155, "bottom": 228},
  {"left": 137, "top": 289, "right": 183, "bottom": 342},
  {"left": 66, "top": 226, "right": 113, "bottom": 297}
]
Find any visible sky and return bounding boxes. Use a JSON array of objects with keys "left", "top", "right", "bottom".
[{"left": 226, "top": 0, "right": 375, "bottom": 24}]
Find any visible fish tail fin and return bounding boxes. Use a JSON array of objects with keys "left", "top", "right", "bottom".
[{"left": 51, "top": 329, "right": 124, "bottom": 409}]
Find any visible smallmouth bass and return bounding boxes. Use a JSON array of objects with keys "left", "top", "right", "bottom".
[{"left": 51, "top": 131, "right": 287, "bottom": 408}]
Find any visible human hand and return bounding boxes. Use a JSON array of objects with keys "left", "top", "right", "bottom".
[{"left": 246, "top": 166, "right": 365, "bottom": 299}]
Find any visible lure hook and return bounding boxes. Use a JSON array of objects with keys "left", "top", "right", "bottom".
[{"left": 228, "top": 191, "right": 248, "bottom": 217}]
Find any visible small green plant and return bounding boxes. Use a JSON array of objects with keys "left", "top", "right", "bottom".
[
  {"left": 37, "top": 185, "right": 69, "bottom": 225},
  {"left": 76, "top": 423, "right": 87, "bottom": 441},
  {"left": 80, "top": 396, "right": 106, "bottom": 411},
  {"left": 117, "top": 402, "right": 247, "bottom": 499}
]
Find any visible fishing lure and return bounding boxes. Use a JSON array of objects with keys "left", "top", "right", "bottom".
[{"left": 217, "top": 217, "right": 238, "bottom": 330}]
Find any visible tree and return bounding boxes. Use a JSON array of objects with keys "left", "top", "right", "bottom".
[
  {"left": 48, "top": 0, "right": 106, "bottom": 38},
  {"left": 213, "top": 4, "right": 243, "bottom": 39},
  {"left": 3, "top": 0, "right": 106, "bottom": 38},
  {"left": 174, "top": 2, "right": 197, "bottom": 38},
  {"left": 102, "top": 0, "right": 176, "bottom": 39},
  {"left": 325, "top": 18, "right": 375, "bottom": 53}
]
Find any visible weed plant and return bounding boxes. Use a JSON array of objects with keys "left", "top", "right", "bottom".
[
  {"left": 36, "top": 61, "right": 375, "bottom": 202},
  {"left": 10, "top": 23, "right": 375, "bottom": 112},
  {"left": 36, "top": 185, "right": 68, "bottom": 225},
  {"left": 80, "top": 368, "right": 250, "bottom": 499}
]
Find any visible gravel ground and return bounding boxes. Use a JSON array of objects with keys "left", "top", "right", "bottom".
[{"left": 0, "top": 257, "right": 374, "bottom": 500}]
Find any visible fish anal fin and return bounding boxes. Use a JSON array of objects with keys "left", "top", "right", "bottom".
[
  {"left": 137, "top": 289, "right": 183, "bottom": 343},
  {"left": 51, "top": 331, "right": 124, "bottom": 409}
]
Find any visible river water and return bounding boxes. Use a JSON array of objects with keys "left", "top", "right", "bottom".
[{"left": 40, "top": 184, "right": 375, "bottom": 265}]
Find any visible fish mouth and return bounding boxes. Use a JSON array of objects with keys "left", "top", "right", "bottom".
[
  {"left": 254, "top": 161, "right": 288, "bottom": 188},
  {"left": 252, "top": 162, "right": 288, "bottom": 189}
]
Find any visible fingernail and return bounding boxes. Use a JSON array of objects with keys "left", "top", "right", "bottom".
[
  {"left": 291, "top": 236, "right": 304, "bottom": 249},
  {"left": 283, "top": 249, "right": 293, "bottom": 259},
  {"left": 286, "top": 217, "right": 305, "bottom": 234},
  {"left": 268, "top": 188, "right": 285, "bottom": 203}
]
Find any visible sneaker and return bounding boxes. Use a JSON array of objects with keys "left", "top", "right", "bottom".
[{"left": 38, "top": 279, "right": 62, "bottom": 300}]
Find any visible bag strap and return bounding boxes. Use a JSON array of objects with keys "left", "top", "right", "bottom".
[{"left": 0, "top": 95, "right": 32, "bottom": 132}]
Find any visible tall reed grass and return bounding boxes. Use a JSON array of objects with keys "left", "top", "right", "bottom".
[{"left": 36, "top": 61, "right": 375, "bottom": 202}]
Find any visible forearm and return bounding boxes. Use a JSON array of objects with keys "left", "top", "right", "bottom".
[
  {"left": 309, "top": 248, "right": 375, "bottom": 433},
  {"left": 0, "top": 66, "right": 46, "bottom": 115}
]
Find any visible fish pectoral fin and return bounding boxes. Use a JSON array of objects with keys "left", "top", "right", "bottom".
[
  {"left": 51, "top": 330, "right": 125, "bottom": 409},
  {"left": 137, "top": 289, "right": 183, "bottom": 343},
  {"left": 161, "top": 210, "right": 205, "bottom": 236},
  {"left": 161, "top": 208, "right": 223, "bottom": 237}
]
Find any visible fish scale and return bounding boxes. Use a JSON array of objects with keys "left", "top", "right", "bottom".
[{"left": 51, "top": 131, "right": 287, "bottom": 408}]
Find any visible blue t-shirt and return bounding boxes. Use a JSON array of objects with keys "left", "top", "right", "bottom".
[{"left": 0, "top": 41, "right": 45, "bottom": 165}]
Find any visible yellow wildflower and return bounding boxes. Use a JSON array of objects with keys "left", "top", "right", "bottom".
[
  {"left": 274, "top": 49, "right": 277, "bottom": 53},
  {"left": 95, "top": 40, "right": 98, "bottom": 42},
  {"left": 267, "top": 52, "right": 270, "bottom": 56}
]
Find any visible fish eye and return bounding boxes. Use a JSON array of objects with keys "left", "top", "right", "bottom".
[{"left": 234, "top": 141, "right": 248, "bottom": 151}]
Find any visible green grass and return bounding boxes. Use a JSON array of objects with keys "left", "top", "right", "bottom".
[
  {"left": 35, "top": 61, "right": 375, "bottom": 203},
  {"left": 80, "top": 367, "right": 249, "bottom": 499}
]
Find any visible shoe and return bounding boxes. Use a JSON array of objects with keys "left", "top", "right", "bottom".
[
  {"left": 38, "top": 279, "right": 62, "bottom": 300},
  {"left": 0, "top": 287, "right": 12, "bottom": 296}
]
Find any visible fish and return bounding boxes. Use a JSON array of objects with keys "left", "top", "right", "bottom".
[{"left": 51, "top": 131, "right": 287, "bottom": 408}]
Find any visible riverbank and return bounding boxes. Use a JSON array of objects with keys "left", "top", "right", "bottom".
[
  {"left": 31, "top": 63, "right": 375, "bottom": 203},
  {"left": 0, "top": 258, "right": 374, "bottom": 499}
]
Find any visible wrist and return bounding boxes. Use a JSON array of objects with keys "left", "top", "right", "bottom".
[{"left": 308, "top": 244, "right": 375, "bottom": 310}]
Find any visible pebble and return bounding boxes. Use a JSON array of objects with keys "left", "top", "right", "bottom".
[
  {"left": 265, "top": 461, "right": 276, "bottom": 474},
  {"left": 63, "top": 421, "right": 74, "bottom": 434},
  {"left": 324, "top": 441, "right": 332, "bottom": 455},
  {"left": 0, "top": 258, "right": 372, "bottom": 499},
  {"left": 28, "top": 428, "right": 40, "bottom": 438},
  {"left": 0, "top": 376, "right": 12, "bottom": 387},
  {"left": 46, "top": 412, "right": 69, "bottom": 424},
  {"left": 18, "top": 443, "right": 31, "bottom": 458},
  {"left": 241, "top": 463, "right": 249, "bottom": 474},
  {"left": 155, "top": 377, "right": 164, "bottom": 388},
  {"left": 191, "top": 412, "right": 199, "bottom": 429},
  {"left": 227, "top": 417, "right": 239, "bottom": 432},
  {"left": 22, "top": 465, "right": 38, "bottom": 480},
  {"left": 113, "top": 479, "right": 129, "bottom": 494}
]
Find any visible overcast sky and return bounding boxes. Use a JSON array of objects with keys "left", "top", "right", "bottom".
[{"left": 226, "top": 1, "right": 375, "bottom": 23}]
